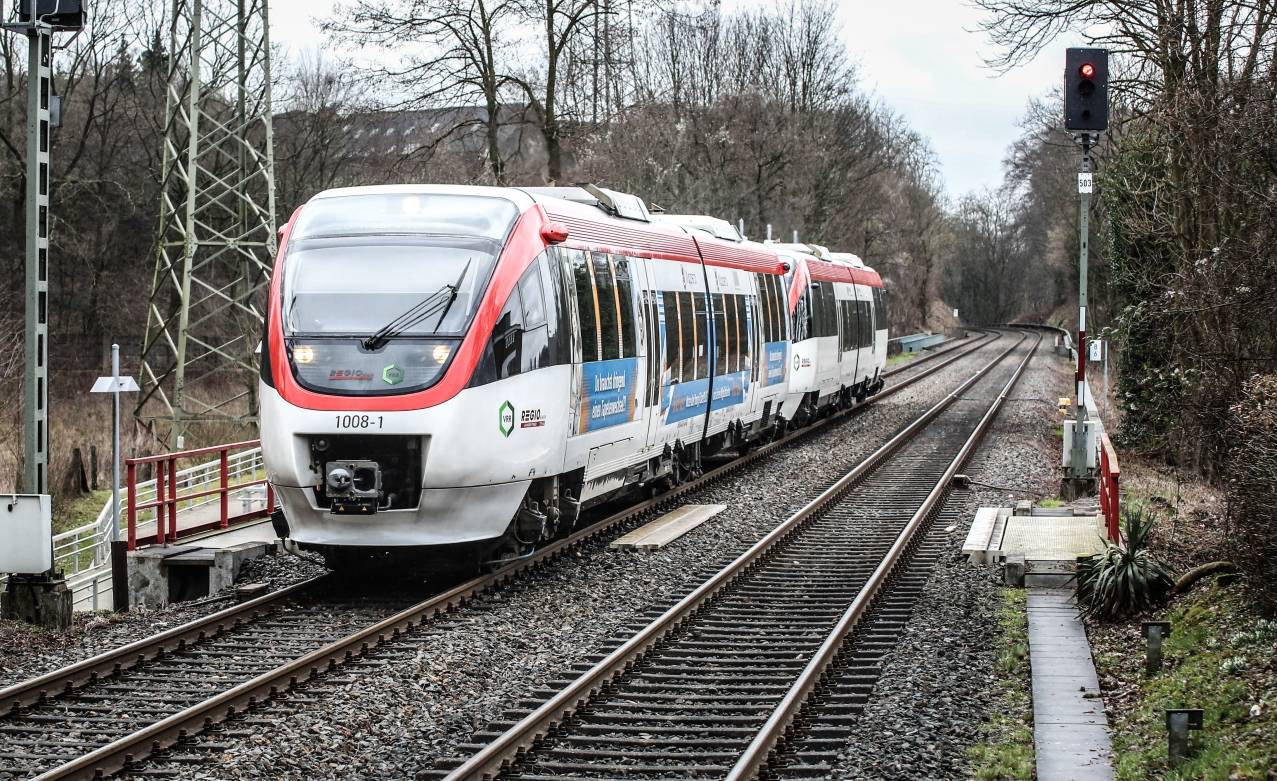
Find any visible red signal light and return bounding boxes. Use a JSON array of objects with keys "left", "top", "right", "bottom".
[{"left": 1080, "top": 62, "right": 1096, "bottom": 78}]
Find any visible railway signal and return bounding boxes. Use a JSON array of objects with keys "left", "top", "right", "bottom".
[
  {"left": 1062, "top": 47, "right": 1110, "bottom": 495},
  {"left": 1065, "top": 48, "right": 1109, "bottom": 132}
]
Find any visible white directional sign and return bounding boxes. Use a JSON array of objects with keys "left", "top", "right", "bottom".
[{"left": 1078, "top": 173, "right": 1094, "bottom": 194}]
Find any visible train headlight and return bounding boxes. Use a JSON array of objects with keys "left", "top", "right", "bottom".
[
  {"left": 432, "top": 344, "right": 450, "bottom": 364},
  {"left": 294, "top": 344, "right": 316, "bottom": 364}
]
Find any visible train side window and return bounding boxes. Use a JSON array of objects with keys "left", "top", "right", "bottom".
[
  {"left": 793, "top": 285, "right": 809, "bottom": 342},
  {"left": 735, "top": 296, "right": 745, "bottom": 375},
  {"left": 662, "top": 290, "right": 682, "bottom": 384},
  {"left": 774, "top": 275, "right": 788, "bottom": 341},
  {"left": 678, "top": 291, "right": 697, "bottom": 381},
  {"left": 874, "top": 288, "right": 888, "bottom": 330},
  {"left": 543, "top": 249, "right": 572, "bottom": 364},
  {"left": 712, "top": 294, "right": 726, "bottom": 376},
  {"left": 519, "top": 262, "right": 547, "bottom": 329},
  {"left": 490, "top": 285, "right": 524, "bottom": 380},
  {"left": 694, "top": 292, "right": 710, "bottom": 379},
  {"left": 837, "top": 300, "right": 848, "bottom": 352},
  {"left": 827, "top": 283, "right": 837, "bottom": 339},
  {"left": 754, "top": 275, "right": 769, "bottom": 344},
  {"left": 591, "top": 252, "right": 620, "bottom": 361},
  {"left": 859, "top": 299, "right": 872, "bottom": 348},
  {"left": 568, "top": 249, "right": 600, "bottom": 362},
  {"left": 644, "top": 289, "right": 660, "bottom": 404},
  {"left": 612, "top": 255, "right": 638, "bottom": 358},
  {"left": 825, "top": 284, "right": 839, "bottom": 338}
]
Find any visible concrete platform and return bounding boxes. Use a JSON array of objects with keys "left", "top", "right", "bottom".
[
  {"left": 1028, "top": 588, "right": 1114, "bottom": 780},
  {"left": 128, "top": 540, "right": 275, "bottom": 608},
  {"left": 610, "top": 504, "right": 726, "bottom": 551},
  {"left": 964, "top": 506, "right": 1109, "bottom": 586}
]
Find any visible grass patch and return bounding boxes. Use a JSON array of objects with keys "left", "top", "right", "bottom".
[
  {"left": 887, "top": 351, "right": 922, "bottom": 367},
  {"left": 57, "top": 488, "right": 112, "bottom": 534},
  {"left": 1100, "top": 583, "right": 1277, "bottom": 779},
  {"left": 967, "top": 588, "right": 1035, "bottom": 779},
  {"left": 1037, "top": 497, "right": 1064, "bottom": 508}
]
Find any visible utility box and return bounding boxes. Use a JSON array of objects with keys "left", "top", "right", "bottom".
[
  {"left": 1062, "top": 420, "right": 1099, "bottom": 470},
  {"left": 0, "top": 494, "right": 52, "bottom": 574},
  {"left": 14, "top": 0, "right": 86, "bottom": 30}
]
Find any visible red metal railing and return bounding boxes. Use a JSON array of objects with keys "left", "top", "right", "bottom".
[
  {"left": 126, "top": 440, "right": 274, "bottom": 550},
  {"left": 1098, "top": 433, "right": 1121, "bottom": 542}
]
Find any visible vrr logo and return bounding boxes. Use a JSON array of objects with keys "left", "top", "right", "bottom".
[
  {"left": 382, "top": 363, "right": 405, "bottom": 385},
  {"left": 498, "top": 400, "right": 515, "bottom": 437}
]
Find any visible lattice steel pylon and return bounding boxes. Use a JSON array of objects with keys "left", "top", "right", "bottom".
[{"left": 138, "top": 0, "right": 276, "bottom": 446}]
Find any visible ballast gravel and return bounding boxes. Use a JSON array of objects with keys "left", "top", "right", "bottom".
[
  {"left": 829, "top": 341, "right": 1068, "bottom": 779},
  {"left": 118, "top": 333, "right": 1015, "bottom": 780}
]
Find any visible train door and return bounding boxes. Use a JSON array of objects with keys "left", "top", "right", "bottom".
[
  {"left": 855, "top": 283, "right": 872, "bottom": 385},
  {"left": 838, "top": 285, "right": 860, "bottom": 388},
  {"left": 636, "top": 258, "right": 666, "bottom": 453}
]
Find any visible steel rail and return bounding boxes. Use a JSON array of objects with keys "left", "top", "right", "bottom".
[
  {"left": 440, "top": 330, "right": 1027, "bottom": 781},
  {"left": 6, "top": 326, "right": 993, "bottom": 720},
  {"left": 726, "top": 328, "right": 1042, "bottom": 780},
  {"left": 0, "top": 575, "right": 327, "bottom": 716},
  {"left": 20, "top": 328, "right": 1002, "bottom": 781}
]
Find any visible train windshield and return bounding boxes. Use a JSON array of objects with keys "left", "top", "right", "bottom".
[
  {"left": 284, "top": 193, "right": 519, "bottom": 337},
  {"left": 283, "top": 238, "right": 498, "bottom": 337},
  {"left": 280, "top": 193, "right": 520, "bottom": 395}
]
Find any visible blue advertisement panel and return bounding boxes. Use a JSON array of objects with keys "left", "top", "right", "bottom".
[
  {"left": 711, "top": 370, "right": 748, "bottom": 410},
  {"left": 663, "top": 378, "right": 710, "bottom": 424},
  {"left": 662, "top": 370, "right": 748, "bottom": 424},
  {"left": 763, "top": 341, "right": 788, "bottom": 387},
  {"left": 578, "top": 358, "right": 639, "bottom": 433}
]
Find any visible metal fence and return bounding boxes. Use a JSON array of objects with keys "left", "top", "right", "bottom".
[{"left": 41, "top": 446, "right": 268, "bottom": 610}]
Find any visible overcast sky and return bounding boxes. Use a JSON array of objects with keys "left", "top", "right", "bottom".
[{"left": 270, "top": 0, "right": 1084, "bottom": 200}]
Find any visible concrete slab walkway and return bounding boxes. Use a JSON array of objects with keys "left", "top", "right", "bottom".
[{"left": 1028, "top": 587, "right": 1115, "bottom": 780}]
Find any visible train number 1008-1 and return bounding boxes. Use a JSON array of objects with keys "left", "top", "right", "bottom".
[{"left": 335, "top": 414, "right": 383, "bottom": 430}]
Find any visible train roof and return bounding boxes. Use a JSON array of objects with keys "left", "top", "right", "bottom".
[
  {"left": 304, "top": 184, "right": 789, "bottom": 275},
  {"left": 649, "top": 214, "right": 744, "bottom": 242}
]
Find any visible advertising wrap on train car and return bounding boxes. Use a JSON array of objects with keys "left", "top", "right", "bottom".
[
  {"left": 662, "top": 370, "right": 749, "bottom": 424},
  {"left": 578, "top": 358, "right": 639, "bottom": 433},
  {"left": 764, "top": 341, "right": 787, "bottom": 387}
]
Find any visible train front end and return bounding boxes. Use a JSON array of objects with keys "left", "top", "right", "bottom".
[{"left": 259, "top": 186, "right": 563, "bottom": 569}]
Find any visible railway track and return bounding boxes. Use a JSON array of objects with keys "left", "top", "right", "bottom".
[
  {"left": 432, "top": 328, "right": 1040, "bottom": 780},
  {"left": 0, "top": 329, "right": 999, "bottom": 781}
]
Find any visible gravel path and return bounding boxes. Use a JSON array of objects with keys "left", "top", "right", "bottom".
[
  {"left": 828, "top": 340, "right": 1068, "bottom": 779},
  {"left": 0, "top": 549, "right": 328, "bottom": 690},
  {"left": 117, "top": 334, "right": 1015, "bottom": 780}
]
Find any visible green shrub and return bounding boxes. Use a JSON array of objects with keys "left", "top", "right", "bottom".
[
  {"left": 1225, "top": 373, "right": 1277, "bottom": 613},
  {"left": 1074, "top": 505, "right": 1175, "bottom": 620}
]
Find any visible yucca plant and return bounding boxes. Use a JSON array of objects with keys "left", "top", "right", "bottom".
[{"left": 1074, "top": 505, "right": 1175, "bottom": 620}]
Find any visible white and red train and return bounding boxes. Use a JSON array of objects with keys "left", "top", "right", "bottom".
[{"left": 259, "top": 185, "right": 887, "bottom": 569}]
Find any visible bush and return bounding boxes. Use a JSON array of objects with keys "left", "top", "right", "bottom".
[
  {"left": 1074, "top": 505, "right": 1175, "bottom": 620},
  {"left": 1225, "top": 373, "right": 1277, "bottom": 613}
]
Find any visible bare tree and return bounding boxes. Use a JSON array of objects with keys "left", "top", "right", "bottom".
[{"left": 327, "top": 0, "right": 522, "bottom": 183}]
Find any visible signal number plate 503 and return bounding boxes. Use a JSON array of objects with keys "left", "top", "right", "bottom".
[{"left": 335, "top": 414, "right": 383, "bottom": 430}]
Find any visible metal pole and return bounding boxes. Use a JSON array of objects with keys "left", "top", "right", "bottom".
[
  {"left": 23, "top": 16, "right": 50, "bottom": 502},
  {"left": 1103, "top": 340, "right": 1109, "bottom": 420},
  {"left": 110, "top": 344, "right": 128, "bottom": 611},
  {"left": 111, "top": 344, "right": 121, "bottom": 542},
  {"left": 1069, "top": 135, "right": 1093, "bottom": 479}
]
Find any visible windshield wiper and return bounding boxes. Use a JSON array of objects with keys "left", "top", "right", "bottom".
[
  {"left": 430, "top": 258, "right": 470, "bottom": 333},
  {"left": 361, "top": 259, "right": 472, "bottom": 351}
]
